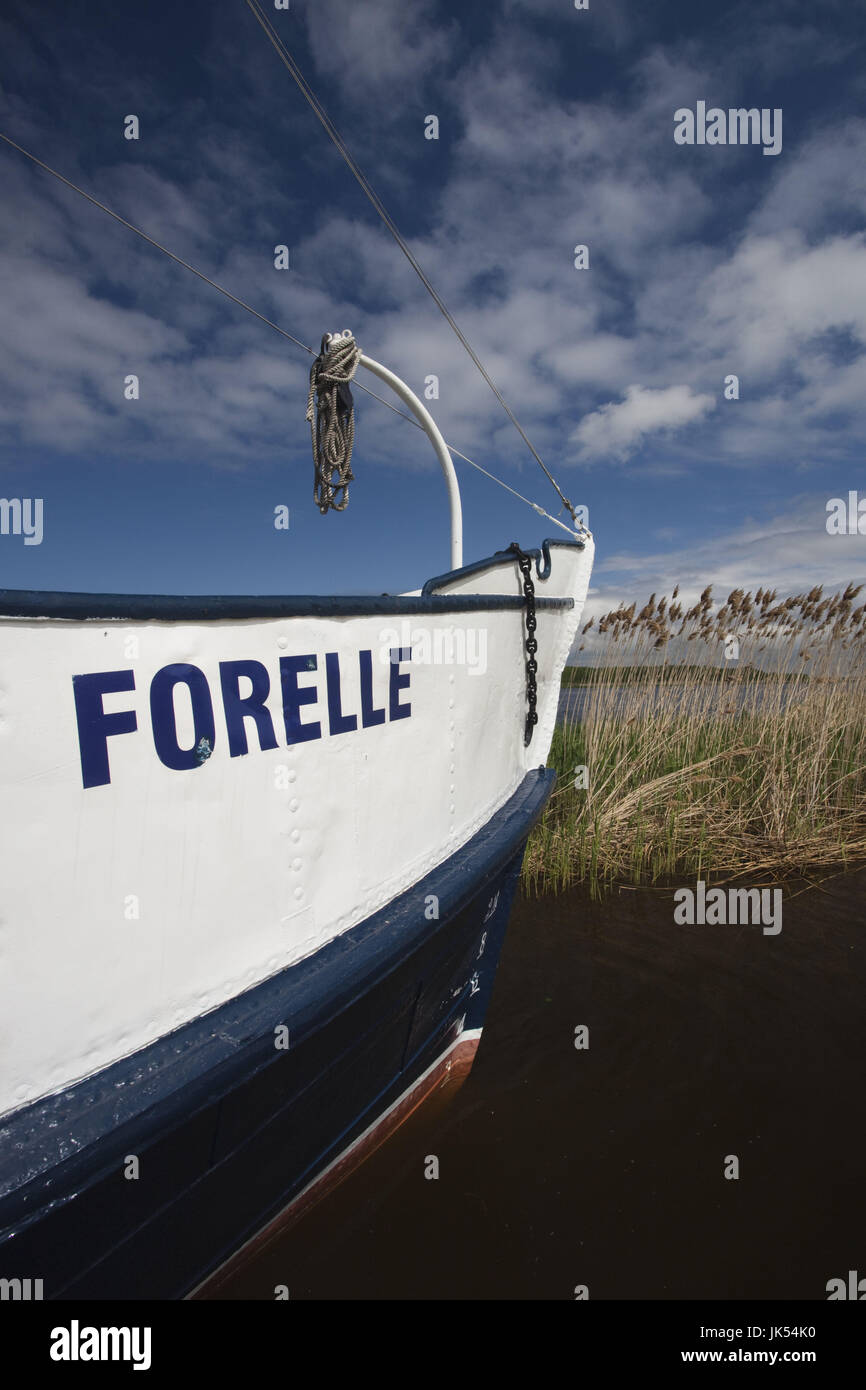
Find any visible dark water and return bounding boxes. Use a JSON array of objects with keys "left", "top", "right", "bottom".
[{"left": 210, "top": 867, "right": 866, "bottom": 1300}]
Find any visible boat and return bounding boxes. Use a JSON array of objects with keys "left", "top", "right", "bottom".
[
  {"left": 0, "top": 376, "right": 592, "bottom": 1295},
  {"left": 0, "top": 12, "right": 594, "bottom": 1300}
]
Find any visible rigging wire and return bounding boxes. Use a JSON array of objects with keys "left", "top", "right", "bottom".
[
  {"left": 0, "top": 130, "right": 577, "bottom": 537},
  {"left": 244, "top": 0, "right": 584, "bottom": 531},
  {"left": 0, "top": 135, "right": 311, "bottom": 352}
]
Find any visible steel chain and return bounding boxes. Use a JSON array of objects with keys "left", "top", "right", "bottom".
[{"left": 508, "top": 543, "right": 539, "bottom": 746}]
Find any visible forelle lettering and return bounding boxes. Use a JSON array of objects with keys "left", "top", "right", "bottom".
[{"left": 72, "top": 647, "right": 412, "bottom": 788}]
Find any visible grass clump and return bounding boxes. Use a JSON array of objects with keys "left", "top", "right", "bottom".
[{"left": 523, "top": 581, "right": 866, "bottom": 897}]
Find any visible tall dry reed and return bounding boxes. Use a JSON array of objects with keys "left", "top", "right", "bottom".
[{"left": 523, "top": 581, "right": 866, "bottom": 896}]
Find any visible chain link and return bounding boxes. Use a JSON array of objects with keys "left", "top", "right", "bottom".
[{"left": 507, "top": 543, "right": 539, "bottom": 746}]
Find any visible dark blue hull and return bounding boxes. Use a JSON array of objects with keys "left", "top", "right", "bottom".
[{"left": 0, "top": 769, "right": 553, "bottom": 1300}]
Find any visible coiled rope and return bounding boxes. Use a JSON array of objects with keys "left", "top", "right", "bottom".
[{"left": 306, "top": 333, "right": 361, "bottom": 513}]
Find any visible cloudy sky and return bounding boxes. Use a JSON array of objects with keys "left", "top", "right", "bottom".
[{"left": 0, "top": 0, "right": 863, "bottom": 619}]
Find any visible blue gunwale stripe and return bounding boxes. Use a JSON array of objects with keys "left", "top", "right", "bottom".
[
  {"left": 0, "top": 591, "right": 572, "bottom": 620},
  {"left": 422, "top": 536, "right": 585, "bottom": 595},
  {"left": 0, "top": 539, "right": 584, "bottom": 619}
]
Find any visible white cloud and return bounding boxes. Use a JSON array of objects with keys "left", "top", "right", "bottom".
[
  {"left": 747, "top": 119, "right": 866, "bottom": 237},
  {"left": 303, "top": 0, "right": 456, "bottom": 96},
  {"left": 597, "top": 495, "right": 865, "bottom": 599},
  {"left": 1, "top": 3, "right": 865, "bottom": 499},
  {"left": 569, "top": 384, "right": 716, "bottom": 462},
  {"left": 700, "top": 231, "right": 866, "bottom": 378}
]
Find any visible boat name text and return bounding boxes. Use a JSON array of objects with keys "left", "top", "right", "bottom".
[{"left": 72, "top": 648, "right": 412, "bottom": 788}]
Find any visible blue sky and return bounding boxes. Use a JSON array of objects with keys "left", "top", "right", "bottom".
[{"left": 0, "top": 0, "right": 864, "bottom": 616}]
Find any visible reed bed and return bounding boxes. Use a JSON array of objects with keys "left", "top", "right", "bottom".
[{"left": 523, "top": 581, "right": 866, "bottom": 897}]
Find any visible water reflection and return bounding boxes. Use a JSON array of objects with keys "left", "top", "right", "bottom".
[{"left": 207, "top": 867, "right": 866, "bottom": 1300}]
